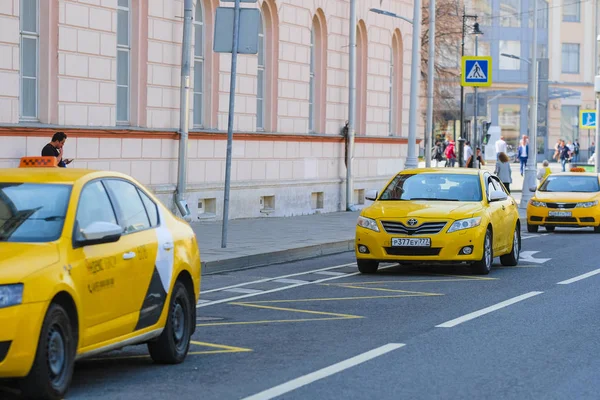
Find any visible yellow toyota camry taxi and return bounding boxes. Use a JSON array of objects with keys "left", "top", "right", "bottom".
[
  {"left": 355, "top": 168, "right": 521, "bottom": 275},
  {"left": 0, "top": 157, "right": 201, "bottom": 399},
  {"left": 527, "top": 172, "right": 600, "bottom": 233}
]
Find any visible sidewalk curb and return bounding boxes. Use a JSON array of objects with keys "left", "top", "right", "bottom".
[{"left": 201, "top": 239, "right": 355, "bottom": 275}]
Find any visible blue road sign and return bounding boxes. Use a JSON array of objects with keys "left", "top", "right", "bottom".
[
  {"left": 580, "top": 110, "right": 596, "bottom": 130},
  {"left": 461, "top": 56, "right": 492, "bottom": 87}
]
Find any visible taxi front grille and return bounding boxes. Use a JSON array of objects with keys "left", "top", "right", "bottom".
[
  {"left": 381, "top": 221, "right": 447, "bottom": 235},
  {"left": 546, "top": 202, "right": 577, "bottom": 209},
  {"left": 385, "top": 247, "right": 442, "bottom": 256},
  {"left": 545, "top": 217, "right": 577, "bottom": 223}
]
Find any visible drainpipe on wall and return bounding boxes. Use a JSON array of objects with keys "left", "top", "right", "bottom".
[{"left": 175, "top": 0, "right": 193, "bottom": 221}]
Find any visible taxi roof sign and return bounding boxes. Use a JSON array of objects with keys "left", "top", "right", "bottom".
[{"left": 19, "top": 156, "right": 58, "bottom": 168}]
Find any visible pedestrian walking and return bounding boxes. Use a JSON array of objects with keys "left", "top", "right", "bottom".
[
  {"left": 494, "top": 152, "right": 512, "bottom": 193},
  {"left": 573, "top": 140, "right": 580, "bottom": 163},
  {"left": 495, "top": 136, "right": 507, "bottom": 161},
  {"left": 444, "top": 140, "right": 456, "bottom": 167},
  {"left": 517, "top": 138, "right": 528, "bottom": 176},
  {"left": 558, "top": 140, "right": 571, "bottom": 172},
  {"left": 41, "top": 132, "right": 73, "bottom": 168},
  {"left": 463, "top": 141, "right": 473, "bottom": 168},
  {"left": 432, "top": 141, "right": 444, "bottom": 167}
]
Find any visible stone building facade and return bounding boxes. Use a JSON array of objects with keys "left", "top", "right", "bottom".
[{"left": 0, "top": 0, "right": 419, "bottom": 220}]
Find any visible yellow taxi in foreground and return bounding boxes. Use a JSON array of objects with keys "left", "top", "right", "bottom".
[
  {"left": 355, "top": 168, "right": 521, "bottom": 275},
  {"left": 527, "top": 172, "right": 600, "bottom": 233},
  {"left": 0, "top": 160, "right": 201, "bottom": 399}
]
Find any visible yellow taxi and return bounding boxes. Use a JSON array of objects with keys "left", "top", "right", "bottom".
[
  {"left": 355, "top": 168, "right": 521, "bottom": 275},
  {"left": 0, "top": 157, "right": 201, "bottom": 399},
  {"left": 526, "top": 172, "right": 600, "bottom": 233}
]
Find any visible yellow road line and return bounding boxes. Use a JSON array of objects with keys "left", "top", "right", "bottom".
[
  {"left": 495, "top": 265, "right": 540, "bottom": 269},
  {"left": 424, "top": 273, "right": 497, "bottom": 280},
  {"left": 190, "top": 340, "right": 252, "bottom": 352},
  {"left": 332, "top": 284, "right": 442, "bottom": 296},
  {"left": 230, "top": 302, "right": 362, "bottom": 318},
  {"left": 321, "top": 278, "right": 497, "bottom": 286},
  {"left": 244, "top": 294, "right": 440, "bottom": 303},
  {"left": 196, "top": 316, "right": 358, "bottom": 327}
]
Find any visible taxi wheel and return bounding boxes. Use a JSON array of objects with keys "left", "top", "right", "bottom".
[
  {"left": 544, "top": 226, "right": 555, "bottom": 232},
  {"left": 357, "top": 260, "right": 379, "bottom": 274},
  {"left": 527, "top": 224, "right": 539, "bottom": 233},
  {"left": 472, "top": 229, "right": 493, "bottom": 275},
  {"left": 594, "top": 226, "right": 600, "bottom": 233},
  {"left": 20, "top": 303, "right": 76, "bottom": 400},
  {"left": 500, "top": 226, "right": 520, "bottom": 267},
  {"left": 148, "top": 281, "right": 193, "bottom": 364}
]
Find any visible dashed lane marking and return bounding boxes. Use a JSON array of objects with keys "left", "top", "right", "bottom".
[
  {"left": 273, "top": 278, "right": 310, "bottom": 284},
  {"left": 557, "top": 268, "right": 600, "bottom": 285},
  {"left": 313, "top": 271, "right": 348, "bottom": 276},
  {"left": 435, "top": 291, "right": 544, "bottom": 328},
  {"left": 241, "top": 343, "right": 406, "bottom": 400},
  {"left": 224, "top": 288, "right": 264, "bottom": 294}
]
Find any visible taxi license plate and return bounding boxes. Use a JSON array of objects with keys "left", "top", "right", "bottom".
[
  {"left": 549, "top": 211, "right": 571, "bottom": 217},
  {"left": 391, "top": 238, "right": 431, "bottom": 247}
]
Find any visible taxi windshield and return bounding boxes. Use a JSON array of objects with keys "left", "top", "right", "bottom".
[
  {"left": 379, "top": 173, "right": 482, "bottom": 202},
  {"left": 539, "top": 176, "right": 600, "bottom": 193},
  {"left": 0, "top": 183, "right": 72, "bottom": 242}
]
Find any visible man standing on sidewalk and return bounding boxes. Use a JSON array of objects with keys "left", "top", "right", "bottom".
[
  {"left": 463, "top": 141, "right": 473, "bottom": 168},
  {"left": 41, "top": 132, "right": 73, "bottom": 168}
]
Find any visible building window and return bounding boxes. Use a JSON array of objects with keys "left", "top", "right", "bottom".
[
  {"left": 257, "top": 14, "right": 265, "bottom": 131},
  {"left": 499, "top": 41, "right": 521, "bottom": 70},
  {"left": 561, "top": 105, "right": 579, "bottom": 141},
  {"left": 389, "top": 48, "right": 394, "bottom": 136},
  {"left": 529, "top": 0, "right": 548, "bottom": 28},
  {"left": 498, "top": 104, "right": 521, "bottom": 147},
  {"left": 309, "top": 24, "right": 315, "bottom": 133},
  {"left": 356, "top": 21, "right": 368, "bottom": 135},
  {"left": 500, "top": 0, "right": 520, "bottom": 27},
  {"left": 20, "top": 0, "right": 39, "bottom": 120},
  {"left": 116, "top": 0, "right": 131, "bottom": 124},
  {"left": 562, "top": 43, "right": 580, "bottom": 73},
  {"left": 563, "top": 0, "right": 580, "bottom": 22},
  {"left": 193, "top": 3, "right": 204, "bottom": 127},
  {"left": 390, "top": 29, "right": 403, "bottom": 136}
]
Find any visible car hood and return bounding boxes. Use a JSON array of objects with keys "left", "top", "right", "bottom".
[
  {"left": 0, "top": 242, "right": 60, "bottom": 282},
  {"left": 364, "top": 201, "right": 483, "bottom": 220},
  {"left": 533, "top": 192, "right": 599, "bottom": 202}
]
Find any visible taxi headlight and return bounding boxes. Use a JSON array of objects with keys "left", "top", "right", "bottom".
[
  {"left": 576, "top": 200, "right": 598, "bottom": 208},
  {"left": 0, "top": 284, "right": 23, "bottom": 309},
  {"left": 447, "top": 217, "right": 482, "bottom": 233},
  {"left": 357, "top": 216, "right": 380, "bottom": 232},
  {"left": 529, "top": 200, "right": 547, "bottom": 207}
]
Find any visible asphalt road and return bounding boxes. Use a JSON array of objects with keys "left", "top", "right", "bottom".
[{"left": 3, "top": 226, "right": 600, "bottom": 399}]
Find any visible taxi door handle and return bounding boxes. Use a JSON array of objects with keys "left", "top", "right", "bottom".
[
  {"left": 163, "top": 242, "right": 174, "bottom": 251},
  {"left": 123, "top": 251, "right": 136, "bottom": 260}
]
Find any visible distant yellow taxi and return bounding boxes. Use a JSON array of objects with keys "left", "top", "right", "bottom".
[
  {"left": 527, "top": 172, "right": 600, "bottom": 233},
  {"left": 355, "top": 168, "right": 521, "bottom": 275},
  {"left": 0, "top": 158, "right": 201, "bottom": 399}
]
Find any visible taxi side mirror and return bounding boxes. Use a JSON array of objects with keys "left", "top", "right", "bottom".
[
  {"left": 365, "top": 190, "right": 378, "bottom": 201},
  {"left": 489, "top": 190, "right": 508, "bottom": 202},
  {"left": 529, "top": 186, "right": 537, "bottom": 192},
  {"left": 75, "top": 221, "right": 123, "bottom": 247}
]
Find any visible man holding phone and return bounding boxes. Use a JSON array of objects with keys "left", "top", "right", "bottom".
[{"left": 41, "top": 132, "right": 74, "bottom": 168}]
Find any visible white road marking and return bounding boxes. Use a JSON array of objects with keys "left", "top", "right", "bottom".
[
  {"left": 200, "top": 263, "right": 357, "bottom": 294},
  {"left": 224, "top": 288, "right": 264, "bottom": 294},
  {"left": 273, "top": 278, "right": 310, "bottom": 284},
  {"left": 241, "top": 343, "right": 406, "bottom": 400},
  {"left": 197, "top": 264, "right": 397, "bottom": 308},
  {"left": 436, "top": 291, "right": 544, "bottom": 328},
  {"left": 521, "top": 234, "right": 549, "bottom": 240},
  {"left": 313, "top": 271, "right": 348, "bottom": 276},
  {"left": 519, "top": 251, "right": 551, "bottom": 264},
  {"left": 557, "top": 268, "right": 600, "bottom": 285},
  {"left": 196, "top": 299, "right": 212, "bottom": 304}
]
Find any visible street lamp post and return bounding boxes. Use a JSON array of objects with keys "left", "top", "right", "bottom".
[
  {"left": 459, "top": 11, "right": 482, "bottom": 167},
  {"left": 369, "top": 7, "right": 419, "bottom": 169}
]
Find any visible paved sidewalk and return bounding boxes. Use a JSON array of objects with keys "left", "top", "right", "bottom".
[{"left": 191, "top": 191, "right": 526, "bottom": 275}]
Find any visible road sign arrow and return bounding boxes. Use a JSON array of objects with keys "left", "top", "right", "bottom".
[{"left": 519, "top": 251, "right": 551, "bottom": 264}]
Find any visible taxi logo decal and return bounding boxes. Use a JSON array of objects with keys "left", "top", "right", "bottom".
[{"left": 135, "top": 267, "right": 167, "bottom": 330}]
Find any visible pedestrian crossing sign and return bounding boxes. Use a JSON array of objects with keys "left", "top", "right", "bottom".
[
  {"left": 580, "top": 109, "right": 596, "bottom": 129},
  {"left": 461, "top": 56, "right": 492, "bottom": 87}
]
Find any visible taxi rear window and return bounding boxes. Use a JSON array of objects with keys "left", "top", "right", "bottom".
[{"left": 0, "top": 183, "right": 72, "bottom": 243}]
